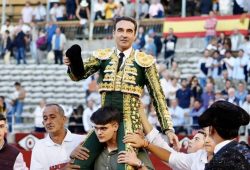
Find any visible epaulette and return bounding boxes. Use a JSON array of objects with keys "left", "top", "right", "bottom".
[
  {"left": 135, "top": 51, "right": 155, "bottom": 67},
  {"left": 93, "top": 48, "right": 114, "bottom": 60}
]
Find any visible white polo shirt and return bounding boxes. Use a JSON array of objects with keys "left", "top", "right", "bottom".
[{"left": 30, "top": 129, "right": 85, "bottom": 170}]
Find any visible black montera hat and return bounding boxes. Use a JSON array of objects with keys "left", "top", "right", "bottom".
[
  {"left": 66, "top": 44, "right": 84, "bottom": 79},
  {"left": 198, "top": 101, "right": 249, "bottom": 129}
]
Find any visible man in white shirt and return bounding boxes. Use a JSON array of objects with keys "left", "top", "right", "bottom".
[
  {"left": 82, "top": 99, "right": 97, "bottom": 132},
  {"left": 232, "top": 49, "right": 248, "bottom": 83},
  {"left": 33, "top": 1, "right": 47, "bottom": 22},
  {"left": 223, "top": 50, "right": 235, "bottom": 79},
  {"left": 30, "top": 104, "right": 85, "bottom": 170},
  {"left": 169, "top": 99, "right": 185, "bottom": 133},
  {"left": 22, "top": 1, "right": 33, "bottom": 23}
]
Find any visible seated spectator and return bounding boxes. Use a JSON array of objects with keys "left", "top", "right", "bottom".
[
  {"left": 160, "top": 70, "right": 171, "bottom": 101},
  {"left": 189, "top": 99, "right": 205, "bottom": 129},
  {"left": 236, "top": 82, "right": 248, "bottom": 106},
  {"left": 139, "top": 0, "right": 149, "bottom": 19},
  {"left": 33, "top": 99, "right": 46, "bottom": 132},
  {"left": 114, "top": 1, "right": 125, "bottom": 18},
  {"left": 232, "top": 49, "right": 248, "bottom": 84},
  {"left": 189, "top": 76, "right": 203, "bottom": 100},
  {"left": 21, "top": 1, "right": 33, "bottom": 24},
  {"left": 148, "top": 0, "right": 164, "bottom": 18},
  {"left": 0, "top": 19, "right": 14, "bottom": 37},
  {"left": 217, "top": 32, "right": 226, "bottom": 46},
  {"left": 168, "top": 77, "right": 181, "bottom": 101},
  {"left": 198, "top": 49, "right": 213, "bottom": 89},
  {"left": 136, "top": 26, "right": 146, "bottom": 50},
  {"left": 30, "top": 104, "right": 85, "bottom": 169},
  {"left": 66, "top": 0, "right": 76, "bottom": 20},
  {"left": 104, "top": 0, "right": 117, "bottom": 19},
  {"left": 69, "top": 105, "right": 85, "bottom": 134},
  {"left": 176, "top": 78, "right": 194, "bottom": 114},
  {"left": 206, "top": 37, "right": 218, "bottom": 51},
  {"left": 169, "top": 99, "right": 185, "bottom": 134},
  {"left": 33, "top": 1, "right": 46, "bottom": 22},
  {"left": 76, "top": 0, "right": 90, "bottom": 36},
  {"left": 163, "top": 28, "right": 177, "bottom": 61},
  {"left": 230, "top": 28, "right": 244, "bottom": 51},
  {"left": 200, "top": 0, "right": 213, "bottom": 15},
  {"left": 242, "top": 94, "right": 250, "bottom": 113},
  {"left": 239, "top": 36, "right": 250, "bottom": 59},
  {"left": 219, "top": 0, "right": 233, "bottom": 15},
  {"left": 222, "top": 50, "right": 235, "bottom": 79},
  {"left": 226, "top": 87, "right": 240, "bottom": 105},
  {"left": 2, "top": 30, "right": 12, "bottom": 64},
  {"left": 169, "top": 61, "right": 181, "bottom": 79},
  {"left": 94, "top": 0, "right": 106, "bottom": 20},
  {"left": 148, "top": 29, "right": 162, "bottom": 58},
  {"left": 0, "top": 114, "right": 28, "bottom": 169},
  {"left": 36, "top": 29, "right": 47, "bottom": 64},
  {"left": 82, "top": 99, "right": 98, "bottom": 132},
  {"left": 201, "top": 83, "right": 215, "bottom": 109},
  {"left": 144, "top": 36, "right": 157, "bottom": 56},
  {"left": 50, "top": 3, "right": 66, "bottom": 21},
  {"left": 124, "top": 0, "right": 135, "bottom": 18},
  {"left": 221, "top": 79, "right": 232, "bottom": 99},
  {"left": 148, "top": 103, "right": 161, "bottom": 132},
  {"left": 211, "top": 50, "right": 223, "bottom": 81}
]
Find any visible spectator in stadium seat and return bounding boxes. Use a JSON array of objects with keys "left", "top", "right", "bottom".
[
  {"left": 163, "top": 27, "right": 177, "bottom": 61},
  {"left": 232, "top": 49, "right": 248, "bottom": 84},
  {"left": 21, "top": 1, "right": 33, "bottom": 24},
  {"left": 148, "top": 0, "right": 164, "bottom": 18},
  {"left": 233, "top": 0, "right": 246, "bottom": 15},
  {"left": 0, "top": 19, "right": 14, "bottom": 38},
  {"left": 2, "top": 30, "right": 12, "bottom": 64},
  {"left": 236, "top": 82, "right": 248, "bottom": 106},
  {"left": 124, "top": 0, "right": 136, "bottom": 18},
  {"left": 104, "top": 0, "right": 117, "bottom": 19},
  {"left": 76, "top": 0, "right": 90, "bottom": 37},
  {"left": 169, "top": 61, "right": 181, "bottom": 79},
  {"left": 168, "top": 77, "right": 181, "bottom": 101},
  {"left": 33, "top": 1, "right": 47, "bottom": 22},
  {"left": 46, "top": 20, "right": 57, "bottom": 52},
  {"left": 30, "top": 22, "right": 39, "bottom": 63},
  {"left": 189, "top": 76, "right": 203, "bottom": 100},
  {"left": 13, "top": 27, "right": 27, "bottom": 65},
  {"left": 30, "top": 104, "right": 85, "bottom": 170},
  {"left": 239, "top": 36, "right": 250, "bottom": 58},
  {"left": 198, "top": 49, "right": 213, "bottom": 89},
  {"left": 211, "top": 50, "right": 223, "bottom": 82},
  {"left": 226, "top": 87, "right": 240, "bottom": 105},
  {"left": 51, "top": 27, "right": 67, "bottom": 64},
  {"left": 10, "top": 82, "right": 26, "bottom": 124},
  {"left": 219, "top": 0, "right": 233, "bottom": 15},
  {"left": 221, "top": 79, "right": 232, "bottom": 99},
  {"left": 114, "top": 1, "right": 125, "bottom": 18},
  {"left": 36, "top": 29, "right": 47, "bottom": 64},
  {"left": 68, "top": 105, "right": 85, "bottom": 134},
  {"left": 94, "top": 0, "right": 106, "bottom": 20},
  {"left": 50, "top": 3, "right": 66, "bottom": 21},
  {"left": 0, "top": 114, "right": 28, "bottom": 169},
  {"left": 144, "top": 36, "right": 157, "bottom": 57},
  {"left": 204, "top": 11, "right": 217, "bottom": 48},
  {"left": 230, "top": 28, "right": 244, "bottom": 51},
  {"left": 242, "top": 94, "right": 250, "bottom": 114},
  {"left": 201, "top": 82, "right": 215, "bottom": 109},
  {"left": 135, "top": 26, "right": 146, "bottom": 50},
  {"left": 33, "top": 99, "right": 46, "bottom": 132},
  {"left": 160, "top": 70, "right": 171, "bottom": 101},
  {"left": 222, "top": 50, "right": 235, "bottom": 79},
  {"left": 139, "top": 0, "right": 149, "bottom": 19},
  {"left": 82, "top": 98, "right": 98, "bottom": 132},
  {"left": 176, "top": 78, "right": 194, "bottom": 116},
  {"left": 190, "top": 99, "right": 206, "bottom": 129},
  {"left": 169, "top": 99, "right": 185, "bottom": 134},
  {"left": 200, "top": 0, "right": 213, "bottom": 15},
  {"left": 148, "top": 29, "right": 162, "bottom": 58},
  {"left": 66, "top": 0, "right": 76, "bottom": 20}
]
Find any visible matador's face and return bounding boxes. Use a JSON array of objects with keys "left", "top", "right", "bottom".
[{"left": 113, "top": 20, "right": 136, "bottom": 52}]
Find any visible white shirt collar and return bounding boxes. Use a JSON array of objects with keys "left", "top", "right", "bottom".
[
  {"left": 214, "top": 139, "right": 234, "bottom": 154},
  {"left": 116, "top": 47, "right": 133, "bottom": 59},
  {"left": 45, "top": 129, "right": 73, "bottom": 147}
]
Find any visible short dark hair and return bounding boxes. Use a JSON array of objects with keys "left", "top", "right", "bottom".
[
  {"left": 91, "top": 106, "right": 121, "bottom": 125},
  {"left": 113, "top": 16, "right": 137, "bottom": 34},
  {"left": 14, "top": 82, "right": 21, "bottom": 86},
  {"left": 0, "top": 114, "right": 6, "bottom": 122},
  {"left": 45, "top": 103, "right": 65, "bottom": 116}
]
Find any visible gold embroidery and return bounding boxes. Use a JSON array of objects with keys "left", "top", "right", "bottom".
[
  {"left": 145, "top": 64, "right": 173, "bottom": 131},
  {"left": 93, "top": 48, "right": 114, "bottom": 60},
  {"left": 135, "top": 51, "right": 155, "bottom": 68}
]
